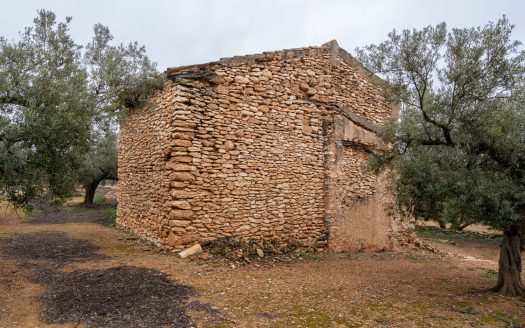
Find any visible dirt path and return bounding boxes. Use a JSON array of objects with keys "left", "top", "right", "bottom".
[{"left": 0, "top": 205, "right": 524, "bottom": 327}]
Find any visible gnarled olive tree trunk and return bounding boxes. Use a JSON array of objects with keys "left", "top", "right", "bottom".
[
  {"left": 492, "top": 218, "right": 525, "bottom": 296},
  {"left": 83, "top": 178, "right": 103, "bottom": 205}
]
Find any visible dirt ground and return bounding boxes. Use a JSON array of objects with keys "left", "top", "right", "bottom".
[{"left": 0, "top": 193, "right": 524, "bottom": 327}]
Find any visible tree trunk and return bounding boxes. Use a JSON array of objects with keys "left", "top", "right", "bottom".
[
  {"left": 492, "top": 220, "right": 525, "bottom": 297},
  {"left": 458, "top": 222, "right": 472, "bottom": 231},
  {"left": 83, "top": 179, "right": 101, "bottom": 205},
  {"left": 451, "top": 222, "right": 472, "bottom": 231}
]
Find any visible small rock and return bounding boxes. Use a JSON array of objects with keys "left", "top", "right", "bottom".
[
  {"left": 179, "top": 244, "right": 203, "bottom": 258},
  {"left": 256, "top": 248, "right": 264, "bottom": 258}
]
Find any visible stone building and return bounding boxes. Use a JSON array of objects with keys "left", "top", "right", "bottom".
[{"left": 117, "top": 40, "right": 405, "bottom": 252}]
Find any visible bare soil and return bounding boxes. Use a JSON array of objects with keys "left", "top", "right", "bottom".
[{"left": 0, "top": 196, "right": 524, "bottom": 327}]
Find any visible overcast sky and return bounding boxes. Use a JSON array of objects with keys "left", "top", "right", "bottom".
[{"left": 2, "top": 0, "right": 524, "bottom": 71}]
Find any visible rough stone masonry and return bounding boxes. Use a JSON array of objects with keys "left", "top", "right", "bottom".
[{"left": 117, "top": 40, "right": 410, "bottom": 252}]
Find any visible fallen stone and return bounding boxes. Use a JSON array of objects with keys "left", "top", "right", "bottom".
[{"left": 179, "top": 244, "right": 203, "bottom": 258}]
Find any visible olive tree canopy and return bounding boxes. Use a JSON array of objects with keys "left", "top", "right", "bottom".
[
  {"left": 0, "top": 10, "right": 161, "bottom": 209},
  {"left": 357, "top": 17, "right": 525, "bottom": 296}
]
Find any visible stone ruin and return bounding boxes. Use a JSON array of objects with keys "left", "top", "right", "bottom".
[{"left": 117, "top": 40, "right": 409, "bottom": 252}]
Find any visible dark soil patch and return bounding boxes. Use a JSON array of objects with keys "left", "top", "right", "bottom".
[
  {"left": 0, "top": 233, "right": 220, "bottom": 326},
  {"left": 0, "top": 275, "right": 18, "bottom": 290},
  {"left": 0, "top": 232, "right": 107, "bottom": 265},
  {"left": 416, "top": 226, "right": 501, "bottom": 246},
  {"left": 39, "top": 266, "right": 213, "bottom": 328},
  {"left": 25, "top": 204, "right": 116, "bottom": 226}
]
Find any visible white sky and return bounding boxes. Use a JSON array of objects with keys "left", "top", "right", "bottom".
[{"left": 1, "top": 0, "right": 524, "bottom": 71}]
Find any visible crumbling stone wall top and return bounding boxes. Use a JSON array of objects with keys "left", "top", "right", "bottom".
[{"left": 165, "top": 40, "right": 383, "bottom": 88}]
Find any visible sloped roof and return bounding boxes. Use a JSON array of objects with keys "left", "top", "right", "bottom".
[{"left": 165, "top": 40, "right": 382, "bottom": 86}]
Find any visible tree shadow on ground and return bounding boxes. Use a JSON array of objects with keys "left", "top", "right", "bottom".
[
  {"left": 0, "top": 232, "right": 108, "bottom": 265},
  {"left": 39, "top": 266, "right": 200, "bottom": 328},
  {"left": 415, "top": 226, "right": 501, "bottom": 246},
  {"left": 0, "top": 232, "right": 221, "bottom": 328},
  {"left": 23, "top": 204, "right": 116, "bottom": 227}
]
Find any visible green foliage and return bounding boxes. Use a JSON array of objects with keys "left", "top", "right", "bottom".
[
  {"left": 78, "top": 129, "right": 118, "bottom": 204},
  {"left": 357, "top": 17, "right": 525, "bottom": 232},
  {"left": 93, "top": 194, "right": 107, "bottom": 205},
  {"left": 298, "top": 253, "right": 321, "bottom": 261},
  {"left": 0, "top": 10, "right": 91, "bottom": 209},
  {"left": 84, "top": 23, "right": 162, "bottom": 123},
  {"left": 102, "top": 207, "right": 116, "bottom": 219},
  {"left": 0, "top": 10, "right": 161, "bottom": 210}
]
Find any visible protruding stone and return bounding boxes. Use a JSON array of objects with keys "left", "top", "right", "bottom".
[
  {"left": 306, "top": 88, "right": 317, "bottom": 96},
  {"left": 299, "top": 83, "right": 309, "bottom": 92},
  {"left": 171, "top": 189, "right": 194, "bottom": 198},
  {"left": 169, "top": 172, "right": 195, "bottom": 181},
  {"left": 173, "top": 139, "right": 193, "bottom": 147},
  {"left": 172, "top": 132, "right": 194, "bottom": 140},
  {"left": 168, "top": 200, "right": 192, "bottom": 209},
  {"left": 234, "top": 129, "right": 245, "bottom": 137},
  {"left": 171, "top": 181, "right": 186, "bottom": 188},
  {"left": 166, "top": 163, "right": 195, "bottom": 171},
  {"left": 224, "top": 140, "right": 235, "bottom": 150}
]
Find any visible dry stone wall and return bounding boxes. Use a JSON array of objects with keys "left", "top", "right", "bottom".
[
  {"left": 118, "top": 41, "right": 402, "bottom": 251},
  {"left": 325, "top": 115, "right": 399, "bottom": 251}
]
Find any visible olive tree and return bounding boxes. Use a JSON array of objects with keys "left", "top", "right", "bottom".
[
  {"left": 0, "top": 11, "right": 91, "bottom": 208},
  {"left": 0, "top": 10, "right": 162, "bottom": 210},
  {"left": 79, "top": 21, "right": 161, "bottom": 204},
  {"left": 78, "top": 130, "right": 117, "bottom": 205},
  {"left": 357, "top": 17, "right": 525, "bottom": 296}
]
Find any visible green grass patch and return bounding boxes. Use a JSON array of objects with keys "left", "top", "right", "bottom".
[
  {"left": 102, "top": 207, "right": 116, "bottom": 219},
  {"left": 298, "top": 253, "right": 321, "bottom": 261},
  {"left": 478, "top": 311, "right": 517, "bottom": 326},
  {"left": 414, "top": 304, "right": 430, "bottom": 311},
  {"left": 485, "top": 269, "right": 498, "bottom": 278},
  {"left": 415, "top": 226, "right": 501, "bottom": 244},
  {"left": 93, "top": 194, "right": 107, "bottom": 205}
]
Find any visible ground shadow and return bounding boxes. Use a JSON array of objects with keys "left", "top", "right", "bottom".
[
  {"left": 416, "top": 226, "right": 501, "bottom": 247},
  {"left": 0, "top": 232, "right": 221, "bottom": 327},
  {"left": 24, "top": 204, "right": 116, "bottom": 226},
  {"left": 39, "top": 266, "right": 200, "bottom": 328},
  {"left": 0, "top": 232, "right": 108, "bottom": 265}
]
